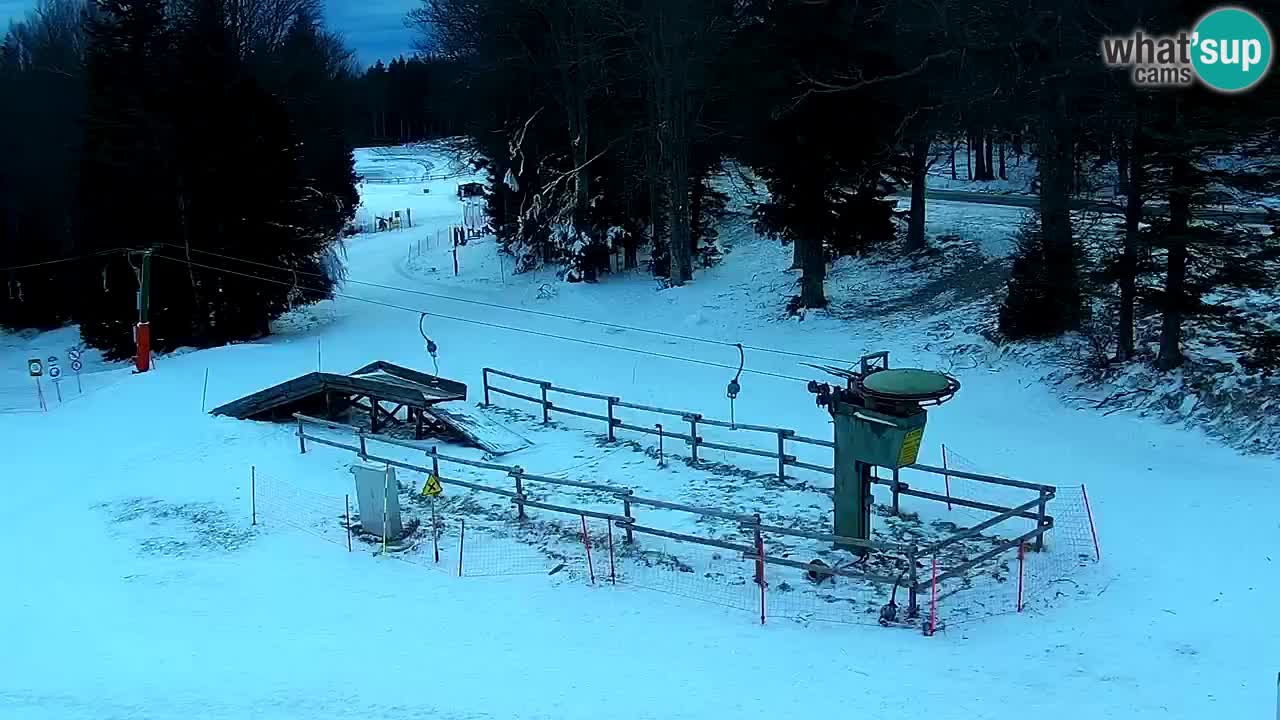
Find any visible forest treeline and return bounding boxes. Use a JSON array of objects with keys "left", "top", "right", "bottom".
[
  {"left": 2, "top": 0, "right": 1279, "bottom": 375},
  {"left": 0, "top": 0, "right": 356, "bottom": 357}
]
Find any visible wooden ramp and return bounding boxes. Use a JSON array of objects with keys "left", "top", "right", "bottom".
[
  {"left": 425, "top": 405, "right": 531, "bottom": 456},
  {"left": 210, "top": 361, "right": 466, "bottom": 424}
]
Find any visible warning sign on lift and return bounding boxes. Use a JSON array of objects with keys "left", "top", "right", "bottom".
[{"left": 898, "top": 428, "right": 924, "bottom": 467}]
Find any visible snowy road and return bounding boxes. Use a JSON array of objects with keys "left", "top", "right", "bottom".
[{"left": 2, "top": 145, "right": 1278, "bottom": 720}]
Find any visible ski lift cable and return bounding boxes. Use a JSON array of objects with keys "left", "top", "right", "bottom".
[
  {"left": 152, "top": 254, "right": 811, "bottom": 384},
  {"left": 158, "top": 243, "right": 860, "bottom": 368},
  {"left": 0, "top": 247, "right": 131, "bottom": 273}
]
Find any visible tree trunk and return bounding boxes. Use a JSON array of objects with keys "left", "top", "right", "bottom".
[
  {"left": 906, "top": 138, "right": 929, "bottom": 251},
  {"left": 949, "top": 140, "right": 956, "bottom": 180},
  {"left": 645, "top": 94, "right": 662, "bottom": 252},
  {"left": 799, "top": 232, "right": 826, "bottom": 308},
  {"left": 624, "top": 238, "right": 638, "bottom": 269},
  {"left": 1117, "top": 104, "right": 1143, "bottom": 362},
  {"left": 791, "top": 238, "right": 802, "bottom": 269},
  {"left": 965, "top": 137, "right": 972, "bottom": 181},
  {"left": 984, "top": 132, "right": 995, "bottom": 181},
  {"left": 998, "top": 140, "right": 1007, "bottom": 180},
  {"left": 573, "top": 88, "right": 590, "bottom": 232},
  {"left": 689, "top": 173, "right": 703, "bottom": 259},
  {"left": 970, "top": 133, "right": 982, "bottom": 179},
  {"left": 668, "top": 140, "right": 693, "bottom": 285},
  {"left": 1039, "top": 86, "right": 1081, "bottom": 333},
  {"left": 1116, "top": 134, "right": 1130, "bottom": 196},
  {"left": 1158, "top": 99, "right": 1190, "bottom": 371}
]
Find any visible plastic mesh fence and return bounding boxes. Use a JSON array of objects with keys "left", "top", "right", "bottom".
[
  {"left": 614, "top": 534, "right": 760, "bottom": 614},
  {"left": 763, "top": 554, "right": 913, "bottom": 627},
  {"left": 1022, "top": 485, "right": 1098, "bottom": 605},
  {"left": 925, "top": 446, "right": 1101, "bottom": 629},
  {"left": 254, "top": 474, "right": 351, "bottom": 548}
]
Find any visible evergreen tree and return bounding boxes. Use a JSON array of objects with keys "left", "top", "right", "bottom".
[{"left": 74, "top": 0, "right": 352, "bottom": 357}]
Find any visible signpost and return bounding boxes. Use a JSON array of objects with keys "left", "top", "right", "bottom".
[
  {"left": 28, "top": 358, "right": 46, "bottom": 411},
  {"left": 47, "top": 355, "right": 62, "bottom": 403},
  {"left": 69, "top": 348, "right": 83, "bottom": 393},
  {"left": 422, "top": 473, "right": 443, "bottom": 563}
]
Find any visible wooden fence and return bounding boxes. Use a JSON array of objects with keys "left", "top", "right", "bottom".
[
  {"left": 480, "top": 367, "right": 1057, "bottom": 544},
  {"left": 292, "top": 388, "right": 1063, "bottom": 630}
]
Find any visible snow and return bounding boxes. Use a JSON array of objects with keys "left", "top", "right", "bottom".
[{"left": 3, "top": 144, "right": 1279, "bottom": 719}]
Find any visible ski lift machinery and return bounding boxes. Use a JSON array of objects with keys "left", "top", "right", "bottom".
[{"left": 806, "top": 351, "right": 959, "bottom": 550}]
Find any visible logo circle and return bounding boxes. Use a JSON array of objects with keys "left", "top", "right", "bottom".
[{"left": 1192, "top": 7, "right": 1273, "bottom": 92}]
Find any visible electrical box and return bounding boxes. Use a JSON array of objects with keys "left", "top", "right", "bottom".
[
  {"left": 833, "top": 403, "right": 928, "bottom": 470},
  {"left": 350, "top": 463, "right": 402, "bottom": 540}
]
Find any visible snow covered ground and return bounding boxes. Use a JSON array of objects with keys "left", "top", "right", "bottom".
[{"left": 3, "top": 144, "right": 1278, "bottom": 719}]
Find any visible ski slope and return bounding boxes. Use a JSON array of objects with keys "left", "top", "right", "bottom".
[{"left": 2, "top": 145, "right": 1277, "bottom": 719}]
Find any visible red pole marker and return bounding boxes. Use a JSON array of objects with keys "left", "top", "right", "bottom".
[
  {"left": 1081, "top": 484, "right": 1101, "bottom": 561},
  {"left": 135, "top": 322, "right": 151, "bottom": 373}
]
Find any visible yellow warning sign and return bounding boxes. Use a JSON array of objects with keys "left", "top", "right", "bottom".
[
  {"left": 898, "top": 428, "right": 924, "bottom": 467},
  {"left": 421, "top": 474, "right": 443, "bottom": 497}
]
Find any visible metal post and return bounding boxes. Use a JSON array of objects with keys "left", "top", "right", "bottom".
[
  {"left": 458, "top": 518, "right": 465, "bottom": 576},
  {"left": 201, "top": 368, "right": 209, "bottom": 413},
  {"left": 345, "top": 495, "right": 352, "bottom": 552},
  {"left": 941, "top": 444, "right": 953, "bottom": 511},
  {"left": 431, "top": 447, "right": 440, "bottom": 478},
  {"left": 581, "top": 515, "right": 595, "bottom": 585},
  {"left": 297, "top": 418, "right": 306, "bottom": 454},
  {"left": 906, "top": 545, "right": 919, "bottom": 618},
  {"left": 482, "top": 369, "right": 490, "bottom": 406},
  {"left": 655, "top": 424, "right": 664, "bottom": 467},
  {"left": 513, "top": 469, "right": 526, "bottom": 520},
  {"left": 607, "top": 519, "right": 616, "bottom": 583},
  {"left": 381, "top": 465, "right": 390, "bottom": 555},
  {"left": 540, "top": 382, "right": 550, "bottom": 423},
  {"left": 927, "top": 555, "right": 937, "bottom": 636},
  {"left": 622, "top": 491, "right": 635, "bottom": 544},
  {"left": 1034, "top": 488, "right": 1048, "bottom": 551},
  {"left": 1081, "top": 484, "right": 1101, "bottom": 561},
  {"left": 1016, "top": 543, "right": 1025, "bottom": 612},
  {"left": 431, "top": 497, "right": 440, "bottom": 563},
  {"left": 892, "top": 468, "right": 901, "bottom": 516},
  {"left": 688, "top": 414, "right": 700, "bottom": 463},
  {"left": 755, "top": 526, "right": 766, "bottom": 625},
  {"left": 250, "top": 466, "right": 257, "bottom": 526},
  {"left": 606, "top": 397, "right": 617, "bottom": 441},
  {"left": 358, "top": 431, "right": 368, "bottom": 461},
  {"left": 776, "top": 430, "right": 788, "bottom": 479}
]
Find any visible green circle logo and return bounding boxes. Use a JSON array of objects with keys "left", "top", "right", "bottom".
[{"left": 1192, "top": 7, "right": 1273, "bottom": 92}]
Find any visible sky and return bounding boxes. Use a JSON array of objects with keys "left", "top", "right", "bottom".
[{"left": 2, "top": 0, "right": 420, "bottom": 67}]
